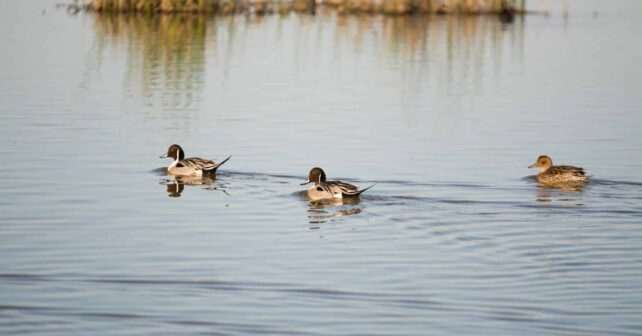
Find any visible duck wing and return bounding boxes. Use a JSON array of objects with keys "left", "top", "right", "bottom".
[
  {"left": 315, "top": 182, "right": 339, "bottom": 196},
  {"left": 549, "top": 165, "right": 586, "bottom": 177},
  {"left": 182, "top": 156, "right": 231, "bottom": 173},
  {"left": 329, "top": 181, "right": 375, "bottom": 197},
  {"left": 182, "top": 157, "right": 216, "bottom": 171}
]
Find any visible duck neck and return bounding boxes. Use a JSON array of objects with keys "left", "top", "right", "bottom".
[{"left": 168, "top": 157, "right": 180, "bottom": 170}]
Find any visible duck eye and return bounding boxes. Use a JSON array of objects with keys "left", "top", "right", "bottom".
[{"left": 317, "top": 187, "right": 323, "bottom": 191}]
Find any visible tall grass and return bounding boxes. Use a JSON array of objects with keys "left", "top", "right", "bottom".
[{"left": 81, "top": 0, "right": 525, "bottom": 15}]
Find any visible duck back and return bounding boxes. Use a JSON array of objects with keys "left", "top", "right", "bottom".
[{"left": 538, "top": 165, "right": 588, "bottom": 183}]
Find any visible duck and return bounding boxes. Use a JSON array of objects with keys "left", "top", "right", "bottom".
[
  {"left": 160, "top": 144, "right": 231, "bottom": 176},
  {"left": 301, "top": 167, "right": 374, "bottom": 201},
  {"left": 528, "top": 155, "right": 588, "bottom": 184}
]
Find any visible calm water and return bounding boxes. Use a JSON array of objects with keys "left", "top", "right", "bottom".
[{"left": 2, "top": 0, "right": 642, "bottom": 335}]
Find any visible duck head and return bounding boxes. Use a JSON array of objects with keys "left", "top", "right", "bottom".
[
  {"left": 301, "top": 167, "right": 327, "bottom": 185},
  {"left": 529, "top": 155, "right": 553, "bottom": 172},
  {"left": 160, "top": 144, "right": 185, "bottom": 161}
]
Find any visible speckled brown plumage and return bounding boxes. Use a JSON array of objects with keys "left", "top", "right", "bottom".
[{"left": 529, "top": 155, "right": 588, "bottom": 184}]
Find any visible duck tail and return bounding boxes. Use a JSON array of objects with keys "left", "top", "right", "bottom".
[
  {"left": 345, "top": 184, "right": 375, "bottom": 197},
  {"left": 205, "top": 155, "right": 231, "bottom": 173}
]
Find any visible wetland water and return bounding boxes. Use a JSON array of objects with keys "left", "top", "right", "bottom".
[{"left": 1, "top": 0, "right": 642, "bottom": 335}]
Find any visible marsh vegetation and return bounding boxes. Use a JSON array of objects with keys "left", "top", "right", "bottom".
[{"left": 78, "top": 0, "right": 526, "bottom": 16}]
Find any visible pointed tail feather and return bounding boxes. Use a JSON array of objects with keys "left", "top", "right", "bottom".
[
  {"left": 343, "top": 184, "right": 375, "bottom": 197},
  {"left": 205, "top": 155, "right": 231, "bottom": 173}
]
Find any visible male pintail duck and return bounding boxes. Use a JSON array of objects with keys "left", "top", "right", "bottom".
[
  {"left": 160, "top": 144, "right": 231, "bottom": 176},
  {"left": 528, "top": 155, "right": 588, "bottom": 184},
  {"left": 301, "top": 167, "right": 374, "bottom": 201}
]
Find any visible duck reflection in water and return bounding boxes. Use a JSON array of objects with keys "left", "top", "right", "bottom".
[
  {"left": 535, "top": 181, "right": 587, "bottom": 203},
  {"left": 160, "top": 175, "right": 229, "bottom": 198},
  {"left": 305, "top": 195, "right": 364, "bottom": 227}
]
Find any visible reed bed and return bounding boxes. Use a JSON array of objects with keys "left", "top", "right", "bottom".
[{"left": 76, "top": 0, "right": 525, "bottom": 16}]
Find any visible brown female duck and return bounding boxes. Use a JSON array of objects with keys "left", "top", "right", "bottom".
[{"left": 528, "top": 155, "right": 588, "bottom": 184}]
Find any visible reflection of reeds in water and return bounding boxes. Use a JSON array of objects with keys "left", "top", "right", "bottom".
[
  {"left": 329, "top": 12, "right": 523, "bottom": 57},
  {"left": 81, "top": 0, "right": 525, "bottom": 15},
  {"left": 87, "top": 12, "right": 523, "bottom": 115},
  {"left": 329, "top": 14, "right": 524, "bottom": 103},
  {"left": 92, "top": 14, "right": 207, "bottom": 112}
]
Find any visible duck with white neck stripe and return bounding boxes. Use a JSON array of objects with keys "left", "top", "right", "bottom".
[
  {"left": 160, "top": 144, "right": 231, "bottom": 176},
  {"left": 301, "top": 167, "right": 374, "bottom": 201}
]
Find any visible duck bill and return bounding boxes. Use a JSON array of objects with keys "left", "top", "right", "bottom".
[
  {"left": 300, "top": 180, "right": 311, "bottom": 186},
  {"left": 159, "top": 153, "right": 168, "bottom": 158},
  {"left": 528, "top": 163, "right": 537, "bottom": 168}
]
